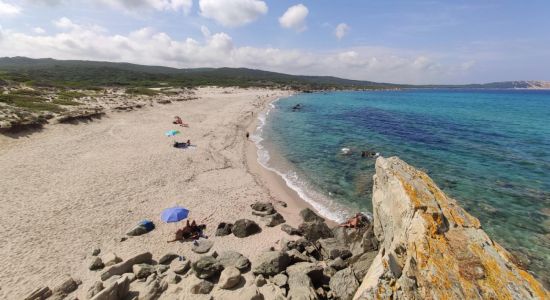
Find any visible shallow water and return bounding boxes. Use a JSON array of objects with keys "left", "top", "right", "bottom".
[{"left": 257, "top": 89, "right": 550, "bottom": 283}]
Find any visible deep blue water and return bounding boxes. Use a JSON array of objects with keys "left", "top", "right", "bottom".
[{"left": 257, "top": 89, "right": 550, "bottom": 283}]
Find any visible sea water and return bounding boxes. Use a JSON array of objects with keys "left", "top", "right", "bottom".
[{"left": 254, "top": 89, "right": 550, "bottom": 284}]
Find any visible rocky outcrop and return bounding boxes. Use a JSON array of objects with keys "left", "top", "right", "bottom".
[{"left": 353, "top": 157, "right": 549, "bottom": 299}]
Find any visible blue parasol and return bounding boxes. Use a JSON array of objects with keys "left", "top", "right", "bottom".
[{"left": 161, "top": 206, "right": 189, "bottom": 223}]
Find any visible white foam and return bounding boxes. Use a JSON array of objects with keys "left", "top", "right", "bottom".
[{"left": 252, "top": 97, "right": 351, "bottom": 223}]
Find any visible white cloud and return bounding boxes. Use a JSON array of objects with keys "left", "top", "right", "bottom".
[
  {"left": 0, "top": 19, "right": 475, "bottom": 84},
  {"left": 33, "top": 27, "right": 46, "bottom": 34},
  {"left": 335, "top": 23, "right": 350, "bottom": 40},
  {"left": 98, "top": 0, "right": 193, "bottom": 14},
  {"left": 199, "top": 0, "right": 268, "bottom": 27},
  {"left": 279, "top": 4, "right": 308, "bottom": 32},
  {"left": 0, "top": 0, "right": 21, "bottom": 16}
]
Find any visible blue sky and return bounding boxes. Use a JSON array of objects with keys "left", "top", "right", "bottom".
[{"left": 0, "top": 0, "right": 549, "bottom": 84}]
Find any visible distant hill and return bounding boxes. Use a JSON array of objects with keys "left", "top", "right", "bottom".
[
  {"left": 0, "top": 57, "right": 400, "bottom": 90},
  {"left": 0, "top": 57, "right": 547, "bottom": 90}
]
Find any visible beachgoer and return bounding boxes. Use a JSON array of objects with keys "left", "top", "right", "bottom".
[
  {"left": 339, "top": 213, "right": 368, "bottom": 229},
  {"left": 187, "top": 139, "right": 191, "bottom": 146},
  {"left": 246, "top": 132, "right": 249, "bottom": 139},
  {"left": 173, "top": 116, "right": 189, "bottom": 127}
]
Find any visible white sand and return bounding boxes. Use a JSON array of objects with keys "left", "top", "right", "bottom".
[{"left": 0, "top": 87, "right": 321, "bottom": 299}]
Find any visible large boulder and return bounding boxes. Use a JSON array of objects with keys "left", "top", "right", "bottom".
[
  {"left": 281, "top": 224, "right": 302, "bottom": 236},
  {"left": 253, "top": 251, "right": 290, "bottom": 276},
  {"left": 298, "top": 221, "right": 333, "bottom": 242},
  {"left": 218, "top": 266, "right": 242, "bottom": 289},
  {"left": 262, "top": 212, "right": 286, "bottom": 227},
  {"left": 300, "top": 208, "right": 324, "bottom": 223},
  {"left": 90, "top": 275, "right": 130, "bottom": 300},
  {"left": 353, "top": 157, "right": 550, "bottom": 300},
  {"left": 158, "top": 253, "right": 179, "bottom": 265},
  {"left": 192, "top": 256, "right": 223, "bottom": 279},
  {"left": 286, "top": 262, "right": 324, "bottom": 284},
  {"left": 216, "top": 251, "right": 250, "bottom": 271},
  {"left": 329, "top": 268, "right": 359, "bottom": 300},
  {"left": 348, "top": 251, "right": 377, "bottom": 281},
  {"left": 170, "top": 259, "right": 190, "bottom": 275},
  {"left": 233, "top": 219, "right": 262, "bottom": 238},
  {"left": 317, "top": 238, "right": 352, "bottom": 260}
]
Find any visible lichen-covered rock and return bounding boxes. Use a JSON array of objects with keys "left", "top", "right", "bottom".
[{"left": 353, "top": 157, "right": 549, "bottom": 300}]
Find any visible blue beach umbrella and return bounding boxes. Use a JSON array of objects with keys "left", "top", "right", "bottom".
[
  {"left": 165, "top": 130, "right": 181, "bottom": 137},
  {"left": 161, "top": 206, "right": 189, "bottom": 223}
]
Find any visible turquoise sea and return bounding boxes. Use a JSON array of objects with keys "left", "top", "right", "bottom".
[{"left": 253, "top": 89, "right": 550, "bottom": 284}]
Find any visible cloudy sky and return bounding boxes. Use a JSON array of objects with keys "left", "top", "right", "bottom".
[{"left": 0, "top": 0, "right": 549, "bottom": 84}]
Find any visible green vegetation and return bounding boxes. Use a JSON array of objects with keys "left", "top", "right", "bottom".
[
  {"left": 0, "top": 57, "right": 401, "bottom": 90},
  {"left": 53, "top": 90, "right": 86, "bottom": 106},
  {"left": 125, "top": 87, "right": 159, "bottom": 96},
  {"left": 0, "top": 93, "right": 64, "bottom": 112}
]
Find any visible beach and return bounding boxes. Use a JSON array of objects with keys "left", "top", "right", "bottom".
[{"left": 0, "top": 87, "right": 314, "bottom": 299}]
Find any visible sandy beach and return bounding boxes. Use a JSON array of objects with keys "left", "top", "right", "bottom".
[{"left": 0, "top": 87, "right": 322, "bottom": 299}]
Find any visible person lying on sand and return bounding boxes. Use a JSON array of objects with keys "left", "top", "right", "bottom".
[
  {"left": 173, "top": 116, "right": 189, "bottom": 127},
  {"left": 173, "top": 141, "right": 188, "bottom": 148},
  {"left": 339, "top": 213, "right": 368, "bottom": 229},
  {"left": 167, "top": 220, "right": 206, "bottom": 242}
]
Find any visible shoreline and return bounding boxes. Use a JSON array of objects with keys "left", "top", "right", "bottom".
[{"left": 243, "top": 96, "right": 338, "bottom": 227}]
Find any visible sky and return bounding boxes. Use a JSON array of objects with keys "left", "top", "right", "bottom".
[{"left": 0, "top": 0, "right": 549, "bottom": 84}]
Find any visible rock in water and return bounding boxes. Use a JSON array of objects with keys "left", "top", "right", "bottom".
[
  {"left": 192, "top": 256, "right": 223, "bottom": 279},
  {"left": 252, "top": 251, "right": 291, "bottom": 276},
  {"left": 298, "top": 221, "right": 333, "bottom": 242},
  {"left": 330, "top": 267, "right": 359, "bottom": 300},
  {"left": 216, "top": 251, "right": 250, "bottom": 271},
  {"left": 300, "top": 208, "right": 324, "bottom": 223},
  {"left": 215, "top": 222, "right": 233, "bottom": 236},
  {"left": 233, "top": 219, "right": 262, "bottom": 238},
  {"left": 192, "top": 239, "right": 214, "bottom": 254},
  {"left": 219, "top": 266, "right": 242, "bottom": 289},
  {"left": 353, "top": 156, "right": 549, "bottom": 300},
  {"left": 262, "top": 212, "right": 286, "bottom": 227}
]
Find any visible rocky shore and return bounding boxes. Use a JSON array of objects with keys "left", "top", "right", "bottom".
[{"left": 24, "top": 157, "right": 548, "bottom": 300}]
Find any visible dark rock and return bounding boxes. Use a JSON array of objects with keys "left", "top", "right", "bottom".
[
  {"left": 192, "top": 256, "right": 223, "bottom": 279},
  {"left": 158, "top": 253, "right": 179, "bottom": 265},
  {"left": 252, "top": 251, "right": 291, "bottom": 276},
  {"left": 192, "top": 239, "right": 214, "bottom": 254},
  {"left": 88, "top": 256, "right": 105, "bottom": 271},
  {"left": 126, "top": 225, "right": 149, "bottom": 236},
  {"left": 215, "top": 222, "right": 233, "bottom": 236},
  {"left": 300, "top": 208, "right": 324, "bottom": 223},
  {"left": 298, "top": 221, "right": 333, "bottom": 242},
  {"left": 24, "top": 286, "right": 52, "bottom": 300},
  {"left": 329, "top": 268, "right": 359, "bottom": 300},
  {"left": 317, "top": 238, "right": 352, "bottom": 260},
  {"left": 281, "top": 224, "right": 302, "bottom": 236},
  {"left": 251, "top": 202, "right": 276, "bottom": 214},
  {"left": 216, "top": 251, "right": 250, "bottom": 271},
  {"left": 92, "top": 248, "right": 101, "bottom": 256},
  {"left": 255, "top": 274, "right": 267, "bottom": 287},
  {"left": 233, "top": 219, "right": 262, "bottom": 238},
  {"left": 262, "top": 212, "right": 286, "bottom": 227}
]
